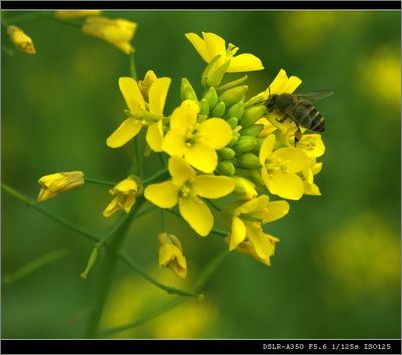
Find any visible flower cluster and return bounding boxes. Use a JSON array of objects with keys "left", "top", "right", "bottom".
[{"left": 36, "top": 31, "right": 326, "bottom": 279}]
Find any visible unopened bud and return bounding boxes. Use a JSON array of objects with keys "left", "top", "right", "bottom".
[
  {"left": 203, "top": 87, "right": 218, "bottom": 109},
  {"left": 219, "top": 86, "right": 248, "bottom": 108},
  {"left": 239, "top": 105, "right": 267, "bottom": 128},
  {"left": 199, "top": 98, "right": 210, "bottom": 116},
  {"left": 80, "top": 246, "right": 99, "bottom": 279},
  {"left": 228, "top": 131, "right": 240, "bottom": 147},
  {"left": 238, "top": 153, "right": 261, "bottom": 169},
  {"left": 212, "top": 101, "right": 226, "bottom": 117},
  {"left": 234, "top": 136, "right": 258, "bottom": 154},
  {"left": 218, "top": 147, "right": 236, "bottom": 160},
  {"left": 180, "top": 78, "right": 198, "bottom": 101},
  {"left": 239, "top": 124, "right": 264, "bottom": 137},
  {"left": 248, "top": 168, "right": 265, "bottom": 185},
  {"left": 227, "top": 101, "right": 245, "bottom": 120},
  {"left": 226, "top": 117, "right": 238, "bottom": 128},
  {"left": 202, "top": 55, "right": 231, "bottom": 87},
  {"left": 217, "top": 161, "right": 236, "bottom": 176}
]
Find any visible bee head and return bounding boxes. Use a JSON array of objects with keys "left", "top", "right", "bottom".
[{"left": 265, "top": 94, "right": 277, "bottom": 111}]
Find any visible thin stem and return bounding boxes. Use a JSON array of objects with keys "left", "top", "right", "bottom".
[
  {"left": 2, "top": 184, "right": 197, "bottom": 298},
  {"left": 205, "top": 199, "right": 221, "bottom": 213},
  {"left": 85, "top": 196, "right": 146, "bottom": 338},
  {"left": 129, "top": 52, "right": 137, "bottom": 80},
  {"left": 85, "top": 177, "right": 116, "bottom": 187},
  {"left": 100, "top": 249, "right": 228, "bottom": 336},
  {"left": 135, "top": 137, "right": 143, "bottom": 178},
  {"left": 143, "top": 168, "right": 169, "bottom": 185}
]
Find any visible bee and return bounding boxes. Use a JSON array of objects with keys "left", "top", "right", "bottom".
[{"left": 265, "top": 90, "right": 334, "bottom": 143}]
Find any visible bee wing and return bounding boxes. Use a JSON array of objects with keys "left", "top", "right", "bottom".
[{"left": 294, "top": 90, "right": 334, "bottom": 102}]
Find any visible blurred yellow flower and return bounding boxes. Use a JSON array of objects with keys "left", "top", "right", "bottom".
[
  {"left": 107, "top": 75, "right": 171, "bottom": 152},
  {"left": 103, "top": 176, "right": 140, "bottom": 217},
  {"left": 162, "top": 100, "right": 233, "bottom": 173},
  {"left": 54, "top": 10, "right": 102, "bottom": 19},
  {"left": 158, "top": 233, "right": 187, "bottom": 279},
  {"left": 185, "top": 31, "right": 264, "bottom": 73},
  {"left": 259, "top": 134, "right": 310, "bottom": 200},
  {"left": 320, "top": 212, "right": 400, "bottom": 299},
  {"left": 145, "top": 156, "right": 235, "bottom": 236},
  {"left": 82, "top": 16, "right": 137, "bottom": 54},
  {"left": 7, "top": 25, "right": 36, "bottom": 55},
  {"left": 37, "top": 171, "right": 84, "bottom": 202}
]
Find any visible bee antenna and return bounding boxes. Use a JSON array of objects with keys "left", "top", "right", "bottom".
[{"left": 268, "top": 86, "right": 271, "bottom": 99}]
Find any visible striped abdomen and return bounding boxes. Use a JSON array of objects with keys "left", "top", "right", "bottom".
[{"left": 292, "top": 99, "right": 325, "bottom": 132}]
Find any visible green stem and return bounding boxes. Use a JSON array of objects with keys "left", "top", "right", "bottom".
[
  {"left": 143, "top": 168, "right": 169, "bottom": 185},
  {"left": 85, "top": 177, "right": 116, "bottom": 187},
  {"left": 85, "top": 196, "right": 146, "bottom": 338},
  {"left": 100, "top": 249, "right": 228, "bottom": 337},
  {"left": 2, "top": 184, "right": 196, "bottom": 298}
]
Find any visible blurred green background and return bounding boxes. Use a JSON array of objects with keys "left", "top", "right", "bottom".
[{"left": 2, "top": 10, "right": 400, "bottom": 339}]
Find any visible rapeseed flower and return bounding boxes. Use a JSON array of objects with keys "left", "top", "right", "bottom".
[
  {"left": 107, "top": 75, "right": 171, "bottom": 152},
  {"left": 162, "top": 100, "right": 232, "bottom": 173},
  {"left": 158, "top": 233, "right": 187, "bottom": 279},
  {"left": 144, "top": 156, "right": 235, "bottom": 236},
  {"left": 7, "top": 25, "right": 36, "bottom": 55}
]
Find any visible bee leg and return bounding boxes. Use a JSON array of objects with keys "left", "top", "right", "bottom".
[{"left": 294, "top": 124, "right": 302, "bottom": 146}]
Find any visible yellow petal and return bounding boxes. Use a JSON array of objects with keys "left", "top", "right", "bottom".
[
  {"left": 259, "top": 134, "right": 276, "bottom": 164},
  {"left": 185, "top": 33, "right": 211, "bottom": 62},
  {"left": 185, "top": 144, "right": 217, "bottom": 173},
  {"left": 254, "top": 200, "right": 290, "bottom": 223},
  {"left": 198, "top": 118, "right": 233, "bottom": 149},
  {"left": 266, "top": 69, "right": 288, "bottom": 95},
  {"left": 118, "top": 77, "right": 145, "bottom": 114},
  {"left": 168, "top": 156, "right": 196, "bottom": 186},
  {"left": 227, "top": 53, "right": 264, "bottom": 73},
  {"left": 169, "top": 100, "right": 199, "bottom": 135},
  {"left": 144, "top": 181, "right": 179, "bottom": 208},
  {"left": 229, "top": 216, "right": 246, "bottom": 250},
  {"left": 282, "top": 75, "right": 302, "bottom": 94},
  {"left": 265, "top": 171, "right": 304, "bottom": 200},
  {"left": 162, "top": 131, "right": 187, "bottom": 157},
  {"left": 106, "top": 118, "right": 143, "bottom": 148},
  {"left": 273, "top": 148, "right": 310, "bottom": 173},
  {"left": 193, "top": 175, "right": 235, "bottom": 199},
  {"left": 102, "top": 197, "right": 119, "bottom": 217},
  {"left": 244, "top": 222, "right": 272, "bottom": 260},
  {"left": 202, "top": 32, "right": 226, "bottom": 58},
  {"left": 179, "top": 197, "right": 213, "bottom": 237},
  {"left": 296, "top": 134, "right": 325, "bottom": 158},
  {"left": 146, "top": 121, "right": 164, "bottom": 152},
  {"left": 236, "top": 196, "right": 265, "bottom": 215},
  {"left": 148, "top": 77, "right": 171, "bottom": 116}
]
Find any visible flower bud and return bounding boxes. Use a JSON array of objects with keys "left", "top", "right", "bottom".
[
  {"left": 80, "top": 246, "right": 99, "bottom": 279},
  {"left": 54, "top": 10, "right": 102, "bottom": 19},
  {"left": 138, "top": 70, "right": 157, "bottom": 102},
  {"left": 203, "top": 87, "right": 218, "bottom": 109},
  {"left": 239, "top": 124, "right": 264, "bottom": 137},
  {"left": 234, "top": 136, "right": 258, "bottom": 154},
  {"left": 239, "top": 105, "right": 266, "bottom": 128},
  {"left": 199, "top": 98, "right": 210, "bottom": 116},
  {"left": 227, "top": 101, "right": 245, "bottom": 120},
  {"left": 201, "top": 55, "right": 231, "bottom": 87},
  {"left": 158, "top": 233, "right": 187, "bottom": 279},
  {"left": 226, "top": 117, "right": 238, "bottom": 128},
  {"left": 248, "top": 168, "right": 265, "bottom": 185},
  {"left": 238, "top": 153, "right": 261, "bottom": 169},
  {"left": 233, "top": 177, "right": 258, "bottom": 200},
  {"left": 218, "top": 147, "right": 236, "bottom": 160},
  {"left": 7, "top": 25, "right": 36, "bottom": 55},
  {"left": 228, "top": 131, "right": 240, "bottom": 147},
  {"left": 180, "top": 77, "right": 198, "bottom": 101},
  {"left": 212, "top": 101, "right": 226, "bottom": 117},
  {"left": 37, "top": 171, "right": 84, "bottom": 202},
  {"left": 217, "top": 161, "right": 236, "bottom": 176},
  {"left": 219, "top": 86, "right": 248, "bottom": 108}
]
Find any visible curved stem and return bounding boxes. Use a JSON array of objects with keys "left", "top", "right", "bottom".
[
  {"left": 85, "top": 177, "right": 116, "bottom": 187},
  {"left": 143, "top": 168, "right": 169, "bottom": 185}
]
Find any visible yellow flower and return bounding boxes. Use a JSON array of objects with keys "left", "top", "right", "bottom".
[
  {"left": 259, "top": 134, "right": 310, "bottom": 200},
  {"left": 54, "top": 10, "right": 102, "bottom": 19},
  {"left": 295, "top": 133, "right": 325, "bottom": 158},
  {"left": 37, "top": 171, "right": 84, "bottom": 202},
  {"left": 185, "top": 31, "right": 264, "bottom": 73},
  {"left": 82, "top": 16, "right": 137, "bottom": 54},
  {"left": 162, "top": 100, "right": 233, "bottom": 173},
  {"left": 225, "top": 195, "right": 289, "bottom": 251},
  {"left": 158, "top": 233, "right": 187, "bottom": 279},
  {"left": 106, "top": 75, "right": 171, "bottom": 152},
  {"left": 103, "top": 176, "right": 140, "bottom": 217},
  {"left": 137, "top": 70, "right": 157, "bottom": 101},
  {"left": 235, "top": 230, "right": 279, "bottom": 266},
  {"left": 7, "top": 25, "right": 36, "bottom": 55},
  {"left": 301, "top": 160, "right": 322, "bottom": 196},
  {"left": 233, "top": 177, "right": 258, "bottom": 200},
  {"left": 144, "top": 156, "right": 235, "bottom": 236}
]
